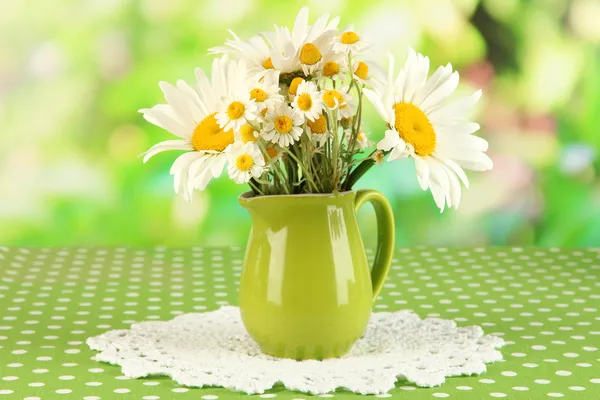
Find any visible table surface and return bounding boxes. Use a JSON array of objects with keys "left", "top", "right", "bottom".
[{"left": 0, "top": 246, "right": 599, "bottom": 400}]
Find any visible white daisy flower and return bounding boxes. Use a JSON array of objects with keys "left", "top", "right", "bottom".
[
  {"left": 363, "top": 49, "right": 493, "bottom": 212},
  {"left": 262, "top": 103, "right": 304, "bottom": 147},
  {"left": 287, "top": 77, "right": 305, "bottom": 99},
  {"left": 227, "top": 142, "right": 265, "bottom": 184},
  {"left": 248, "top": 69, "right": 284, "bottom": 115},
  {"left": 263, "top": 144, "right": 284, "bottom": 163},
  {"left": 140, "top": 57, "right": 241, "bottom": 201},
  {"left": 351, "top": 59, "right": 384, "bottom": 86},
  {"left": 316, "top": 51, "right": 347, "bottom": 81},
  {"left": 306, "top": 113, "right": 329, "bottom": 146},
  {"left": 208, "top": 31, "right": 271, "bottom": 73},
  {"left": 356, "top": 131, "right": 372, "bottom": 150},
  {"left": 215, "top": 58, "right": 259, "bottom": 135},
  {"left": 322, "top": 87, "right": 356, "bottom": 120},
  {"left": 239, "top": 124, "right": 258, "bottom": 143},
  {"left": 216, "top": 92, "right": 257, "bottom": 135},
  {"left": 297, "top": 31, "right": 337, "bottom": 76},
  {"left": 287, "top": 7, "right": 339, "bottom": 76},
  {"left": 209, "top": 7, "right": 339, "bottom": 76},
  {"left": 291, "top": 80, "right": 324, "bottom": 121},
  {"left": 331, "top": 27, "right": 369, "bottom": 55}
]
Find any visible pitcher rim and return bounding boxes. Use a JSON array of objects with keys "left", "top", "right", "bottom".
[{"left": 239, "top": 190, "right": 356, "bottom": 203}]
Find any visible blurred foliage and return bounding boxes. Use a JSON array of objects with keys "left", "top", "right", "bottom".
[{"left": 1, "top": 0, "right": 599, "bottom": 247}]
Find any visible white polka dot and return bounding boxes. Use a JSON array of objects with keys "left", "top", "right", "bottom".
[
  {"left": 114, "top": 388, "right": 130, "bottom": 393},
  {"left": 456, "top": 386, "right": 472, "bottom": 390},
  {"left": 55, "top": 389, "right": 72, "bottom": 394},
  {"left": 318, "top": 395, "right": 334, "bottom": 398},
  {"left": 502, "top": 371, "right": 517, "bottom": 376},
  {"left": 535, "top": 379, "right": 551, "bottom": 384},
  {"left": 1, "top": 376, "right": 18, "bottom": 381},
  {"left": 591, "top": 378, "right": 600, "bottom": 384},
  {"left": 259, "top": 395, "right": 277, "bottom": 398},
  {"left": 88, "top": 368, "right": 104, "bottom": 373},
  {"left": 569, "top": 386, "right": 586, "bottom": 391},
  {"left": 546, "top": 393, "right": 564, "bottom": 398},
  {"left": 86, "top": 382, "right": 102, "bottom": 386},
  {"left": 513, "top": 387, "right": 530, "bottom": 391},
  {"left": 142, "top": 397, "right": 159, "bottom": 400},
  {"left": 490, "top": 394, "right": 507, "bottom": 398},
  {"left": 375, "top": 395, "right": 392, "bottom": 398},
  {"left": 399, "top": 386, "right": 416, "bottom": 390},
  {"left": 6, "top": 363, "right": 22, "bottom": 367},
  {"left": 433, "top": 394, "right": 449, "bottom": 398},
  {"left": 556, "top": 370, "right": 572, "bottom": 376},
  {"left": 201, "top": 396, "right": 219, "bottom": 400},
  {"left": 576, "top": 363, "right": 592, "bottom": 367},
  {"left": 523, "top": 363, "right": 538, "bottom": 368},
  {"left": 59, "top": 375, "right": 75, "bottom": 380},
  {"left": 32, "top": 369, "right": 48, "bottom": 374},
  {"left": 28, "top": 383, "right": 44, "bottom": 387},
  {"left": 480, "top": 379, "right": 495, "bottom": 384},
  {"left": 0, "top": 391, "right": 14, "bottom": 395},
  {"left": 84, "top": 397, "right": 101, "bottom": 400},
  {"left": 24, "top": 397, "right": 41, "bottom": 400},
  {"left": 564, "top": 352, "right": 579, "bottom": 358},
  {"left": 143, "top": 381, "right": 160, "bottom": 386},
  {"left": 532, "top": 345, "right": 547, "bottom": 350}
]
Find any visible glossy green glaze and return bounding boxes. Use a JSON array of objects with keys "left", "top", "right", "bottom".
[{"left": 238, "top": 190, "right": 395, "bottom": 360}]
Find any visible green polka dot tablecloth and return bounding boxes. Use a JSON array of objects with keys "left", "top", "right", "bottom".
[{"left": 0, "top": 246, "right": 599, "bottom": 399}]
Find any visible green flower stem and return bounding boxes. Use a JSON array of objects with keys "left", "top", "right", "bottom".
[
  {"left": 343, "top": 151, "right": 377, "bottom": 190},
  {"left": 248, "top": 178, "right": 265, "bottom": 196},
  {"left": 257, "top": 141, "right": 290, "bottom": 194},
  {"left": 281, "top": 145, "right": 320, "bottom": 192}
]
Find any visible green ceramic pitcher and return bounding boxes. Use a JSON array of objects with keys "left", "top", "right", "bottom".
[{"left": 238, "top": 190, "right": 395, "bottom": 360}]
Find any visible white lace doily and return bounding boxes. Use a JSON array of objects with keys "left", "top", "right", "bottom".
[{"left": 87, "top": 306, "right": 505, "bottom": 395}]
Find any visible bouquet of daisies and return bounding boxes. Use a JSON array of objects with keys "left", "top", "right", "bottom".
[{"left": 141, "top": 8, "right": 492, "bottom": 211}]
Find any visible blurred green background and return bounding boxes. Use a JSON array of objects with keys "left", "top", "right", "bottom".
[{"left": 1, "top": 0, "right": 599, "bottom": 247}]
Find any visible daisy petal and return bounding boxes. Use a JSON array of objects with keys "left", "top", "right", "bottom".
[
  {"left": 141, "top": 140, "right": 193, "bottom": 163},
  {"left": 414, "top": 156, "right": 430, "bottom": 190},
  {"left": 428, "top": 90, "right": 482, "bottom": 123},
  {"left": 139, "top": 106, "right": 190, "bottom": 138},
  {"left": 377, "top": 129, "right": 403, "bottom": 151}
]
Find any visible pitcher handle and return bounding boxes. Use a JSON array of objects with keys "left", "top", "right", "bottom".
[{"left": 354, "top": 190, "right": 395, "bottom": 303}]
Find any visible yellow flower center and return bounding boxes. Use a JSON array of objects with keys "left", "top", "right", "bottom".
[
  {"left": 299, "top": 43, "right": 322, "bottom": 65},
  {"left": 357, "top": 132, "right": 365, "bottom": 141},
  {"left": 227, "top": 101, "right": 245, "bottom": 120},
  {"left": 297, "top": 93, "right": 313, "bottom": 111},
  {"left": 274, "top": 115, "right": 293, "bottom": 134},
  {"left": 394, "top": 102, "right": 436, "bottom": 156},
  {"left": 240, "top": 124, "right": 256, "bottom": 143},
  {"left": 307, "top": 114, "right": 327, "bottom": 134},
  {"left": 354, "top": 62, "right": 368, "bottom": 80},
  {"left": 250, "top": 88, "right": 267, "bottom": 102},
  {"left": 265, "top": 147, "right": 279, "bottom": 161},
  {"left": 323, "top": 90, "right": 343, "bottom": 108},
  {"left": 323, "top": 61, "right": 340, "bottom": 77},
  {"left": 288, "top": 77, "right": 304, "bottom": 96},
  {"left": 341, "top": 31, "right": 359, "bottom": 44},
  {"left": 191, "top": 113, "right": 234, "bottom": 152},
  {"left": 236, "top": 154, "right": 254, "bottom": 171},
  {"left": 262, "top": 57, "right": 274, "bottom": 69}
]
